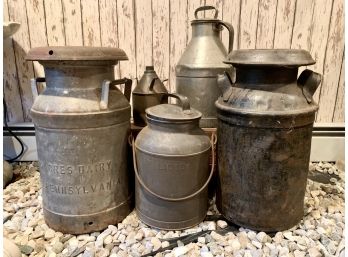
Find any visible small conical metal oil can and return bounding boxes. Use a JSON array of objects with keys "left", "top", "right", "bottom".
[
  {"left": 132, "top": 66, "right": 168, "bottom": 126},
  {"left": 133, "top": 93, "right": 214, "bottom": 230},
  {"left": 216, "top": 49, "right": 322, "bottom": 231},
  {"left": 26, "top": 46, "right": 133, "bottom": 234},
  {"left": 176, "top": 5, "right": 234, "bottom": 128}
]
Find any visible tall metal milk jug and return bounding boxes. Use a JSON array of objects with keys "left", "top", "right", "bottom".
[
  {"left": 216, "top": 49, "right": 322, "bottom": 231},
  {"left": 176, "top": 5, "right": 234, "bottom": 128},
  {"left": 26, "top": 47, "right": 133, "bottom": 234}
]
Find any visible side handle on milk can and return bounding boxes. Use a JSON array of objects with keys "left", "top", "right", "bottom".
[
  {"left": 217, "top": 71, "right": 233, "bottom": 102},
  {"left": 30, "top": 77, "right": 46, "bottom": 101},
  {"left": 216, "top": 21, "right": 234, "bottom": 53},
  {"left": 131, "top": 134, "right": 216, "bottom": 202},
  {"left": 100, "top": 78, "right": 132, "bottom": 110},
  {"left": 298, "top": 69, "right": 322, "bottom": 104}
]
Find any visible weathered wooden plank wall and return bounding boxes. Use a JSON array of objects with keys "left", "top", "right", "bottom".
[{"left": 3, "top": 0, "right": 345, "bottom": 123}]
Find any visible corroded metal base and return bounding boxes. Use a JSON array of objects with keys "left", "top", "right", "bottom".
[{"left": 43, "top": 195, "right": 133, "bottom": 234}]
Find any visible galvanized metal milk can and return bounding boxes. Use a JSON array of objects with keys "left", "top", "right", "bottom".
[
  {"left": 133, "top": 93, "right": 214, "bottom": 230},
  {"left": 216, "top": 49, "right": 321, "bottom": 231},
  {"left": 132, "top": 66, "right": 168, "bottom": 126},
  {"left": 26, "top": 46, "right": 133, "bottom": 234},
  {"left": 176, "top": 5, "right": 234, "bottom": 128}
]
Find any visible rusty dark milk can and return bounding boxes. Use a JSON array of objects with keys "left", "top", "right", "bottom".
[
  {"left": 26, "top": 47, "right": 133, "bottom": 234},
  {"left": 132, "top": 66, "right": 168, "bottom": 126},
  {"left": 216, "top": 49, "right": 321, "bottom": 231},
  {"left": 176, "top": 5, "right": 234, "bottom": 128},
  {"left": 133, "top": 93, "right": 214, "bottom": 230}
]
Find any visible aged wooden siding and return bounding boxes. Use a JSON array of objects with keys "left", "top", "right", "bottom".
[{"left": 3, "top": 0, "right": 345, "bottom": 123}]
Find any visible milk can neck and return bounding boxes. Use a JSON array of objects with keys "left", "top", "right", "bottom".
[
  {"left": 235, "top": 66, "right": 298, "bottom": 85},
  {"left": 147, "top": 119, "right": 200, "bottom": 132},
  {"left": 192, "top": 22, "right": 221, "bottom": 38},
  {"left": 43, "top": 64, "right": 114, "bottom": 89}
]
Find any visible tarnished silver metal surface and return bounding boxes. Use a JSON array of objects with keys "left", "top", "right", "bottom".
[
  {"left": 132, "top": 66, "right": 168, "bottom": 127},
  {"left": 175, "top": 5, "right": 234, "bottom": 128},
  {"left": 216, "top": 49, "right": 321, "bottom": 232},
  {"left": 26, "top": 46, "right": 133, "bottom": 234},
  {"left": 134, "top": 94, "right": 213, "bottom": 230}
]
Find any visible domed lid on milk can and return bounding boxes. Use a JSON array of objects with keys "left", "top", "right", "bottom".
[{"left": 146, "top": 93, "right": 202, "bottom": 124}]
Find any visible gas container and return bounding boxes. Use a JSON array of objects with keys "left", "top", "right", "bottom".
[
  {"left": 216, "top": 49, "right": 322, "bottom": 231},
  {"left": 176, "top": 5, "right": 234, "bottom": 128},
  {"left": 133, "top": 93, "right": 213, "bottom": 230},
  {"left": 26, "top": 46, "right": 133, "bottom": 234},
  {"left": 132, "top": 66, "right": 168, "bottom": 126}
]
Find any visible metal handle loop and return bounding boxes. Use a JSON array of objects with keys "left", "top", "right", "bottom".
[
  {"left": 216, "top": 21, "right": 234, "bottom": 53},
  {"left": 194, "top": 5, "right": 218, "bottom": 19},
  {"left": 298, "top": 69, "right": 322, "bottom": 104},
  {"left": 165, "top": 93, "right": 190, "bottom": 111},
  {"left": 100, "top": 78, "right": 132, "bottom": 109},
  {"left": 132, "top": 134, "right": 216, "bottom": 202},
  {"left": 30, "top": 77, "right": 46, "bottom": 101}
]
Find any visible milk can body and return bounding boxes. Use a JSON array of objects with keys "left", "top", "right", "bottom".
[
  {"left": 175, "top": 6, "right": 234, "bottom": 128},
  {"left": 26, "top": 47, "right": 133, "bottom": 234},
  {"left": 134, "top": 94, "right": 213, "bottom": 230},
  {"left": 216, "top": 49, "right": 321, "bottom": 231}
]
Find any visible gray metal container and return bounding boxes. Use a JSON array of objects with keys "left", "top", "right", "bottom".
[
  {"left": 26, "top": 46, "right": 133, "bottom": 234},
  {"left": 216, "top": 49, "right": 322, "bottom": 231},
  {"left": 132, "top": 66, "right": 168, "bottom": 127},
  {"left": 176, "top": 5, "right": 234, "bottom": 128},
  {"left": 133, "top": 93, "right": 213, "bottom": 230}
]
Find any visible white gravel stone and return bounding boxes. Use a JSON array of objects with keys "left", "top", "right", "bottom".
[
  {"left": 216, "top": 220, "right": 228, "bottom": 229},
  {"left": 173, "top": 246, "right": 188, "bottom": 257}
]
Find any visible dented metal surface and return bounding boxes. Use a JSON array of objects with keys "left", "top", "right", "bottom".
[
  {"left": 216, "top": 49, "right": 321, "bottom": 231},
  {"left": 26, "top": 46, "right": 133, "bottom": 234}
]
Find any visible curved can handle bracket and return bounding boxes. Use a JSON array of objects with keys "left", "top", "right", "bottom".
[{"left": 298, "top": 69, "right": 322, "bottom": 104}]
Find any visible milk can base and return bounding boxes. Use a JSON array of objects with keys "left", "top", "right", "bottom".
[
  {"left": 43, "top": 196, "right": 133, "bottom": 234},
  {"left": 219, "top": 212, "right": 302, "bottom": 232},
  {"left": 136, "top": 209, "right": 206, "bottom": 230}
]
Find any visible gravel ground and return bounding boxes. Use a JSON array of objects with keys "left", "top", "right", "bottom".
[{"left": 3, "top": 162, "right": 345, "bottom": 257}]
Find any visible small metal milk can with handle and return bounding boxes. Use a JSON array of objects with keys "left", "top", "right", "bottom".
[
  {"left": 132, "top": 66, "right": 168, "bottom": 126},
  {"left": 176, "top": 5, "right": 234, "bottom": 128},
  {"left": 26, "top": 46, "right": 133, "bottom": 234},
  {"left": 216, "top": 49, "right": 321, "bottom": 231},
  {"left": 133, "top": 93, "right": 214, "bottom": 230}
]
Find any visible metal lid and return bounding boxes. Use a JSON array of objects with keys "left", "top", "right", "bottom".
[
  {"left": 26, "top": 46, "right": 128, "bottom": 62},
  {"left": 146, "top": 93, "right": 201, "bottom": 123},
  {"left": 224, "top": 49, "right": 315, "bottom": 67}
]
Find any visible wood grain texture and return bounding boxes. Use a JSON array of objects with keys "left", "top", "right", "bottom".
[
  {"left": 222, "top": 0, "right": 241, "bottom": 50},
  {"left": 239, "top": 0, "right": 259, "bottom": 49},
  {"left": 44, "top": 0, "right": 66, "bottom": 46},
  {"left": 309, "top": 0, "right": 333, "bottom": 103},
  {"left": 316, "top": 0, "right": 344, "bottom": 122},
  {"left": 62, "top": 0, "right": 83, "bottom": 45},
  {"left": 273, "top": 0, "right": 296, "bottom": 48},
  {"left": 99, "top": 0, "right": 120, "bottom": 78},
  {"left": 135, "top": 0, "right": 153, "bottom": 79},
  {"left": 291, "top": 0, "right": 315, "bottom": 50},
  {"left": 169, "top": 0, "right": 187, "bottom": 91},
  {"left": 25, "top": 0, "right": 47, "bottom": 78},
  {"left": 256, "top": 0, "right": 277, "bottom": 48},
  {"left": 81, "top": 0, "right": 101, "bottom": 46},
  {"left": 117, "top": 0, "right": 136, "bottom": 80},
  {"left": 333, "top": 54, "right": 345, "bottom": 122},
  {"left": 8, "top": 0, "right": 35, "bottom": 121},
  {"left": 3, "top": 0, "right": 24, "bottom": 123},
  {"left": 152, "top": 0, "right": 170, "bottom": 85}
]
